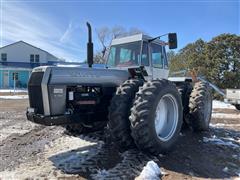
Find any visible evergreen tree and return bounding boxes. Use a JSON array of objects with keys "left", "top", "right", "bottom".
[{"left": 169, "top": 34, "right": 240, "bottom": 89}]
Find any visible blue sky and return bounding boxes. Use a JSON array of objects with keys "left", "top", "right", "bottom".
[{"left": 1, "top": 0, "right": 239, "bottom": 62}]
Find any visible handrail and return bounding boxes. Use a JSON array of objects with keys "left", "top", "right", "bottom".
[{"left": 198, "top": 77, "right": 226, "bottom": 97}]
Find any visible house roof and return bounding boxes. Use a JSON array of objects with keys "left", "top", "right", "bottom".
[{"left": 0, "top": 41, "right": 59, "bottom": 60}]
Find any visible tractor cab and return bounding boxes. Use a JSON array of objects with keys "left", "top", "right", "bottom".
[{"left": 106, "top": 33, "right": 177, "bottom": 80}]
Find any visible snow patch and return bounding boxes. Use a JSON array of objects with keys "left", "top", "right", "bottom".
[
  {"left": 212, "top": 100, "right": 235, "bottom": 109},
  {"left": 212, "top": 112, "right": 240, "bottom": 119},
  {"left": 0, "top": 128, "right": 32, "bottom": 141},
  {"left": 0, "top": 113, "right": 37, "bottom": 141},
  {"left": 135, "top": 161, "right": 161, "bottom": 180},
  {"left": 91, "top": 149, "right": 153, "bottom": 179},
  {"left": 210, "top": 123, "right": 240, "bottom": 128},
  {"left": 203, "top": 135, "right": 240, "bottom": 148},
  {"left": 0, "top": 95, "right": 28, "bottom": 99},
  {"left": 94, "top": 169, "right": 110, "bottom": 180},
  {"left": 0, "top": 89, "right": 27, "bottom": 93}
]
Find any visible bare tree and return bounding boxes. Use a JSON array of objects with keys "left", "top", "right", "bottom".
[
  {"left": 112, "top": 26, "right": 126, "bottom": 38},
  {"left": 96, "top": 27, "right": 111, "bottom": 52},
  {"left": 93, "top": 52, "right": 106, "bottom": 64}
]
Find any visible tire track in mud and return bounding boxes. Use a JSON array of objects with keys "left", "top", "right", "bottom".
[
  {"left": 49, "top": 131, "right": 119, "bottom": 176},
  {"left": 92, "top": 149, "right": 158, "bottom": 180},
  {"left": 49, "top": 130, "right": 157, "bottom": 180},
  {"left": 76, "top": 127, "right": 240, "bottom": 180}
]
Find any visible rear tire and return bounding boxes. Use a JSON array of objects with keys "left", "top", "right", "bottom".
[
  {"left": 188, "top": 81, "right": 212, "bottom": 131},
  {"left": 108, "top": 79, "right": 143, "bottom": 150},
  {"left": 177, "top": 82, "right": 192, "bottom": 128},
  {"left": 235, "top": 104, "right": 240, "bottom": 111},
  {"left": 130, "top": 79, "right": 183, "bottom": 155}
]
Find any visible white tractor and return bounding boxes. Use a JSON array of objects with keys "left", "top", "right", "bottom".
[{"left": 27, "top": 23, "right": 212, "bottom": 155}]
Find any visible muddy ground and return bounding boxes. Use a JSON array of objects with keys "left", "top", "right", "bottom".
[{"left": 0, "top": 99, "right": 239, "bottom": 179}]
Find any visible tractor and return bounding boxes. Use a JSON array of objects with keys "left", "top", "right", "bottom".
[{"left": 26, "top": 22, "right": 212, "bottom": 155}]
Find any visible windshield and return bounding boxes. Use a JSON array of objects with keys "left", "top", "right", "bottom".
[{"left": 107, "top": 41, "right": 141, "bottom": 67}]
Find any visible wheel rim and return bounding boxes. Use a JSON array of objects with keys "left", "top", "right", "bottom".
[{"left": 154, "top": 94, "right": 179, "bottom": 142}]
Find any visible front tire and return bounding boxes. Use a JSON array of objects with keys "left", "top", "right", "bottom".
[
  {"left": 108, "top": 79, "right": 143, "bottom": 150},
  {"left": 130, "top": 79, "right": 183, "bottom": 155}
]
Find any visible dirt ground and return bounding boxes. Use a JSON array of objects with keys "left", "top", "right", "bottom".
[{"left": 0, "top": 99, "right": 239, "bottom": 180}]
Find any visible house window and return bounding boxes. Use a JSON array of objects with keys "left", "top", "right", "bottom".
[
  {"left": 35, "top": 54, "right": 40, "bottom": 62},
  {"left": 30, "top": 54, "right": 34, "bottom": 62},
  {"left": 30, "top": 54, "right": 40, "bottom": 63},
  {"left": 1, "top": 53, "right": 7, "bottom": 61}
]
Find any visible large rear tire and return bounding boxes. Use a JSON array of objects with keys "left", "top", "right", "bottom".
[
  {"left": 130, "top": 79, "right": 183, "bottom": 155},
  {"left": 108, "top": 79, "right": 143, "bottom": 149},
  {"left": 188, "top": 81, "right": 212, "bottom": 131}
]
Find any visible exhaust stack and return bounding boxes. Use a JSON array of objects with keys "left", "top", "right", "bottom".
[{"left": 86, "top": 22, "right": 93, "bottom": 68}]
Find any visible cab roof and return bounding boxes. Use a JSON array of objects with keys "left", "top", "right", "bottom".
[{"left": 111, "top": 34, "right": 166, "bottom": 46}]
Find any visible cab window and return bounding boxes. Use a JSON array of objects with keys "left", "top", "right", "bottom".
[
  {"left": 107, "top": 41, "right": 141, "bottom": 67},
  {"left": 151, "top": 43, "right": 163, "bottom": 68},
  {"left": 120, "top": 48, "right": 134, "bottom": 63},
  {"left": 107, "top": 47, "right": 116, "bottom": 67}
]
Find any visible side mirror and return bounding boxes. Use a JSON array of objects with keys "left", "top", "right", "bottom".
[{"left": 168, "top": 33, "right": 177, "bottom": 49}]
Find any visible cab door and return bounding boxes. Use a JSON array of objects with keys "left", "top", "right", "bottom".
[
  {"left": 150, "top": 43, "right": 169, "bottom": 80},
  {"left": 140, "top": 41, "right": 153, "bottom": 80}
]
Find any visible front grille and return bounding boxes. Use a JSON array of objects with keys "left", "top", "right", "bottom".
[{"left": 28, "top": 72, "right": 44, "bottom": 114}]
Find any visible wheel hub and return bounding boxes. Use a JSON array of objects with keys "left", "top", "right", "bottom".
[{"left": 154, "top": 94, "right": 179, "bottom": 142}]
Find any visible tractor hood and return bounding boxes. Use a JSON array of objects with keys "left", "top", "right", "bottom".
[{"left": 32, "top": 66, "right": 130, "bottom": 87}]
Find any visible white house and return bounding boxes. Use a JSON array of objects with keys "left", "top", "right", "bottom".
[
  {"left": 0, "top": 41, "right": 59, "bottom": 64},
  {"left": 0, "top": 41, "right": 60, "bottom": 88},
  {"left": 0, "top": 41, "right": 84, "bottom": 88}
]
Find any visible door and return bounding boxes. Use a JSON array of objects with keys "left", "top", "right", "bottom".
[
  {"left": 150, "top": 43, "right": 169, "bottom": 79},
  {"left": 3, "top": 71, "right": 9, "bottom": 88},
  {"left": 141, "top": 41, "right": 153, "bottom": 80}
]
